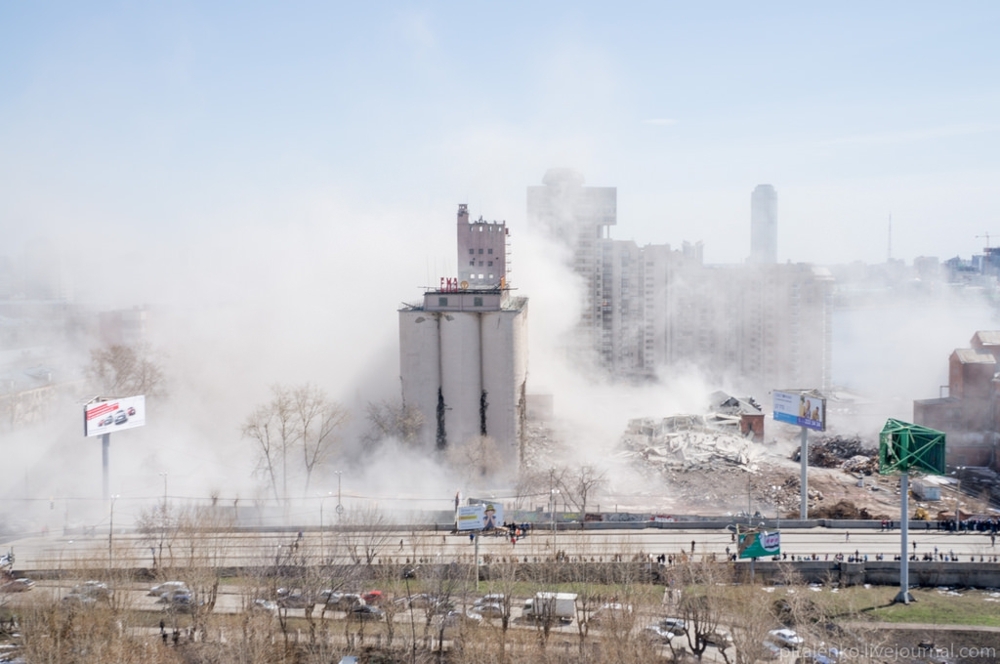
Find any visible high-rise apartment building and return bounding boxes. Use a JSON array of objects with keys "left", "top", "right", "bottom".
[
  {"left": 526, "top": 169, "right": 631, "bottom": 373},
  {"left": 750, "top": 184, "right": 778, "bottom": 264},
  {"left": 528, "top": 172, "right": 832, "bottom": 393},
  {"left": 399, "top": 205, "right": 528, "bottom": 469}
]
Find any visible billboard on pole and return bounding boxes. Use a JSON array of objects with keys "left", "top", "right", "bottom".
[
  {"left": 84, "top": 396, "right": 146, "bottom": 437},
  {"left": 738, "top": 529, "right": 781, "bottom": 559},
  {"left": 773, "top": 390, "right": 826, "bottom": 432},
  {"left": 456, "top": 502, "right": 504, "bottom": 531}
]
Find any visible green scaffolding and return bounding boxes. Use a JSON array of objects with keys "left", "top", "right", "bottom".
[{"left": 878, "top": 418, "right": 946, "bottom": 475}]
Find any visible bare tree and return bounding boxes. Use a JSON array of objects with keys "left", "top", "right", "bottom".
[
  {"left": 363, "top": 398, "right": 424, "bottom": 445},
  {"left": 242, "top": 386, "right": 296, "bottom": 503},
  {"left": 554, "top": 464, "right": 607, "bottom": 522},
  {"left": 86, "top": 343, "right": 166, "bottom": 397},
  {"left": 242, "top": 383, "right": 348, "bottom": 503},
  {"left": 291, "top": 383, "right": 349, "bottom": 496},
  {"left": 342, "top": 504, "right": 393, "bottom": 565}
]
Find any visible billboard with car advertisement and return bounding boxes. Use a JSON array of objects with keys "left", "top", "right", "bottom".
[
  {"left": 773, "top": 390, "right": 826, "bottom": 432},
  {"left": 456, "top": 502, "right": 504, "bottom": 531},
  {"left": 84, "top": 396, "right": 146, "bottom": 437}
]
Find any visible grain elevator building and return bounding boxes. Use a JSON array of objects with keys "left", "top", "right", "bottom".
[{"left": 399, "top": 205, "right": 529, "bottom": 468}]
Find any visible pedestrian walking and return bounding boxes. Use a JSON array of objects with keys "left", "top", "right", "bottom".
[
  {"left": 691, "top": 540, "right": 696, "bottom": 553},
  {"left": 845, "top": 531, "right": 850, "bottom": 542}
]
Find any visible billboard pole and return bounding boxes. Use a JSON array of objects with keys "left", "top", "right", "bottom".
[
  {"left": 799, "top": 426, "right": 808, "bottom": 519},
  {"left": 895, "top": 471, "right": 912, "bottom": 604},
  {"left": 101, "top": 433, "right": 110, "bottom": 501}
]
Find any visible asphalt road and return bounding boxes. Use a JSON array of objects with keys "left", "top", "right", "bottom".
[{"left": 4, "top": 525, "right": 997, "bottom": 572}]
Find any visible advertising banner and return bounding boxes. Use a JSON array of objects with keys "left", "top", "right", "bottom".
[
  {"left": 738, "top": 529, "right": 781, "bottom": 559},
  {"left": 455, "top": 502, "right": 504, "bottom": 531},
  {"left": 84, "top": 396, "right": 146, "bottom": 437},
  {"left": 773, "top": 390, "right": 826, "bottom": 432}
]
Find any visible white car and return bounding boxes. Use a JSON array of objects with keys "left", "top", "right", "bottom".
[
  {"left": 659, "top": 617, "right": 687, "bottom": 635},
  {"left": 642, "top": 624, "right": 675, "bottom": 643},
  {"left": 768, "top": 628, "right": 804, "bottom": 649}
]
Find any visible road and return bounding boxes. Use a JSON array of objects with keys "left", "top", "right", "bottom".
[{"left": 3, "top": 525, "right": 996, "bottom": 572}]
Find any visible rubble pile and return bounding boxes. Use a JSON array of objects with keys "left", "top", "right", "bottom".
[
  {"left": 842, "top": 455, "right": 879, "bottom": 475},
  {"left": 808, "top": 499, "right": 884, "bottom": 521},
  {"left": 791, "top": 435, "right": 878, "bottom": 474},
  {"left": 619, "top": 416, "right": 766, "bottom": 473}
]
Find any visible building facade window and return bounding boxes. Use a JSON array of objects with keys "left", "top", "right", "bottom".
[
  {"left": 438, "top": 297, "right": 448, "bottom": 306},
  {"left": 478, "top": 248, "right": 484, "bottom": 254},
  {"left": 474, "top": 297, "right": 483, "bottom": 307}
]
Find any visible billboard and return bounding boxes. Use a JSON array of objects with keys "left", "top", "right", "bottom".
[
  {"left": 738, "top": 529, "right": 781, "bottom": 559},
  {"left": 773, "top": 390, "right": 826, "bottom": 432},
  {"left": 84, "top": 396, "right": 146, "bottom": 437},
  {"left": 456, "top": 502, "right": 504, "bottom": 531}
]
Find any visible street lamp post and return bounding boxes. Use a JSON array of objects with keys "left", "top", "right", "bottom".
[
  {"left": 334, "top": 471, "right": 343, "bottom": 517},
  {"left": 550, "top": 489, "right": 560, "bottom": 546},
  {"left": 319, "top": 491, "right": 333, "bottom": 564},
  {"left": 159, "top": 472, "right": 168, "bottom": 509}
]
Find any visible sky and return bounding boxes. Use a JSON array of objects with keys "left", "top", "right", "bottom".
[
  {"left": 3, "top": 2, "right": 1000, "bottom": 514},
  {"left": 3, "top": 1, "right": 1000, "bottom": 273}
]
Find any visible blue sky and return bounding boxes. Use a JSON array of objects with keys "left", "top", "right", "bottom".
[{"left": 2, "top": 1, "right": 999, "bottom": 289}]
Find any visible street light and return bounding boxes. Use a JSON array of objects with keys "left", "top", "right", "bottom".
[
  {"left": 319, "top": 491, "right": 333, "bottom": 564},
  {"left": 159, "top": 472, "right": 168, "bottom": 509},
  {"left": 334, "top": 471, "right": 344, "bottom": 517},
  {"left": 550, "top": 489, "right": 560, "bottom": 542}
]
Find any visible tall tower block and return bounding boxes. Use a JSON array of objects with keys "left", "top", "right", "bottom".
[{"left": 750, "top": 184, "right": 778, "bottom": 264}]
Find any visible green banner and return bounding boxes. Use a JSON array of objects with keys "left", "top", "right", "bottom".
[{"left": 738, "top": 530, "right": 781, "bottom": 559}]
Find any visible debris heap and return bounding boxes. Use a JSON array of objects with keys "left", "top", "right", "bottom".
[
  {"left": 618, "top": 416, "right": 765, "bottom": 473},
  {"left": 791, "top": 435, "right": 878, "bottom": 475}
]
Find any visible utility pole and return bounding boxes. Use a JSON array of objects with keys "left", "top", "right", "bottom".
[{"left": 108, "top": 494, "right": 119, "bottom": 565}]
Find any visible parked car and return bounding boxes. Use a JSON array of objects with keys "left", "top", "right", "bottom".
[
  {"left": 587, "top": 602, "right": 633, "bottom": 626},
  {"left": 442, "top": 610, "right": 483, "bottom": 628},
  {"left": 474, "top": 593, "right": 505, "bottom": 606},
  {"left": 658, "top": 617, "right": 687, "bottom": 636},
  {"left": 64, "top": 580, "right": 111, "bottom": 605},
  {"left": 396, "top": 593, "right": 452, "bottom": 612},
  {"left": 768, "top": 629, "right": 804, "bottom": 649},
  {"left": 642, "top": 624, "right": 675, "bottom": 644},
  {"left": 472, "top": 602, "right": 504, "bottom": 619},
  {"left": 361, "top": 590, "right": 384, "bottom": 605},
  {"left": 347, "top": 605, "right": 384, "bottom": 621},
  {"left": 704, "top": 631, "right": 733, "bottom": 649},
  {"left": 149, "top": 581, "right": 189, "bottom": 597},
  {"left": 276, "top": 588, "right": 314, "bottom": 609},
  {"left": 249, "top": 598, "right": 279, "bottom": 614},
  {"left": 0, "top": 577, "right": 34, "bottom": 593},
  {"left": 323, "top": 592, "right": 365, "bottom": 610},
  {"left": 761, "top": 641, "right": 784, "bottom": 660},
  {"left": 159, "top": 590, "right": 201, "bottom": 613}
]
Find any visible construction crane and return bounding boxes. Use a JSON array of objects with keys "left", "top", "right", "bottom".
[{"left": 976, "top": 233, "right": 997, "bottom": 250}]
